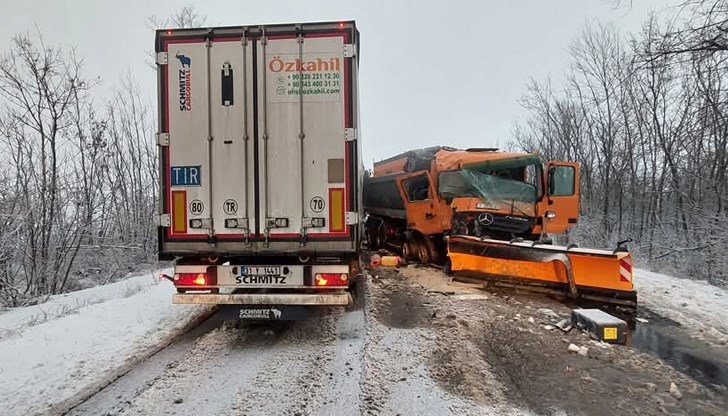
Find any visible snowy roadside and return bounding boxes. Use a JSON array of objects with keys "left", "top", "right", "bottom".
[
  {"left": 635, "top": 268, "right": 728, "bottom": 344},
  {"left": 0, "top": 270, "right": 171, "bottom": 338},
  {"left": 0, "top": 271, "right": 210, "bottom": 416}
]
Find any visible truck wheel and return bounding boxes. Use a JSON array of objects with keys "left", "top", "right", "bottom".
[
  {"left": 415, "top": 235, "right": 440, "bottom": 264},
  {"left": 402, "top": 240, "right": 413, "bottom": 260},
  {"left": 415, "top": 239, "right": 432, "bottom": 264}
]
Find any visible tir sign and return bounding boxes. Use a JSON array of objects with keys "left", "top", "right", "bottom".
[{"left": 171, "top": 166, "right": 201, "bottom": 186}]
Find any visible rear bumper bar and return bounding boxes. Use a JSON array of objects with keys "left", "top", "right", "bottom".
[{"left": 173, "top": 292, "right": 351, "bottom": 306}]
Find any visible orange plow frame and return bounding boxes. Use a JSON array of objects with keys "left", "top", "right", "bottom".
[{"left": 446, "top": 236, "right": 637, "bottom": 312}]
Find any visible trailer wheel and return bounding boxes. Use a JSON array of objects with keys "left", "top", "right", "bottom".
[{"left": 347, "top": 274, "right": 365, "bottom": 311}]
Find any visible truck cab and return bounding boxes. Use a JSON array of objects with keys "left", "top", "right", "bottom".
[{"left": 364, "top": 147, "right": 580, "bottom": 264}]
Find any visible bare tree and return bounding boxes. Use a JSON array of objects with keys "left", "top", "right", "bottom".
[
  {"left": 147, "top": 5, "right": 207, "bottom": 30},
  {"left": 513, "top": 13, "right": 728, "bottom": 285},
  {"left": 0, "top": 30, "right": 91, "bottom": 300},
  {"left": 0, "top": 7, "right": 211, "bottom": 306},
  {"left": 144, "top": 5, "right": 208, "bottom": 69}
]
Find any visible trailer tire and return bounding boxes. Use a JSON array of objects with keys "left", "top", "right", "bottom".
[{"left": 347, "top": 274, "right": 366, "bottom": 311}]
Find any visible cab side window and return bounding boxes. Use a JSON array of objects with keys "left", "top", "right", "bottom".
[
  {"left": 549, "top": 166, "right": 575, "bottom": 196},
  {"left": 402, "top": 174, "right": 430, "bottom": 201}
]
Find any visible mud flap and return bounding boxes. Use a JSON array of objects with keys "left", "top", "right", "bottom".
[{"left": 217, "top": 305, "right": 308, "bottom": 321}]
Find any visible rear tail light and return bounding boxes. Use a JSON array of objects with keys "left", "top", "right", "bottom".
[
  {"left": 173, "top": 268, "right": 217, "bottom": 287},
  {"left": 192, "top": 273, "right": 206, "bottom": 285},
  {"left": 314, "top": 273, "right": 349, "bottom": 287}
]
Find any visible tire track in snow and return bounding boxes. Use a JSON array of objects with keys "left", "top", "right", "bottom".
[
  {"left": 230, "top": 309, "right": 341, "bottom": 415},
  {"left": 115, "top": 320, "right": 296, "bottom": 415}
]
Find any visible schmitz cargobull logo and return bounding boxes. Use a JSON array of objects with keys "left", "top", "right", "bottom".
[
  {"left": 176, "top": 52, "right": 192, "bottom": 111},
  {"left": 239, "top": 308, "right": 283, "bottom": 319}
]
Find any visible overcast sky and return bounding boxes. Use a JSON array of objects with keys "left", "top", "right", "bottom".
[{"left": 3, "top": 0, "right": 677, "bottom": 165}]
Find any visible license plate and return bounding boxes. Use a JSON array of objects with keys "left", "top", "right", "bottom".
[
  {"left": 240, "top": 266, "right": 282, "bottom": 276},
  {"left": 476, "top": 202, "right": 499, "bottom": 210},
  {"left": 221, "top": 265, "right": 303, "bottom": 286}
]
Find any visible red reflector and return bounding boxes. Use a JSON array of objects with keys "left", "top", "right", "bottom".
[
  {"left": 338, "top": 22, "right": 345, "bottom": 29},
  {"left": 315, "top": 273, "right": 348, "bottom": 287}
]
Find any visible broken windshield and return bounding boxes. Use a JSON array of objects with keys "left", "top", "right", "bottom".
[{"left": 438, "top": 168, "right": 538, "bottom": 210}]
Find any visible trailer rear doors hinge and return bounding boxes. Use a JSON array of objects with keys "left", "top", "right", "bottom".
[
  {"left": 343, "top": 44, "right": 356, "bottom": 58},
  {"left": 189, "top": 218, "right": 213, "bottom": 230},
  {"left": 224, "top": 217, "right": 248, "bottom": 230},
  {"left": 345, "top": 128, "right": 357, "bottom": 141},
  {"left": 302, "top": 217, "right": 326, "bottom": 228},
  {"left": 157, "top": 214, "right": 171, "bottom": 227},
  {"left": 345, "top": 211, "right": 359, "bottom": 225},
  {"left": 156, "top": 52, "right": 168, "bottom": 65},
  {"left": 156, "top": 132, "right": 169, "bottom": 146}
]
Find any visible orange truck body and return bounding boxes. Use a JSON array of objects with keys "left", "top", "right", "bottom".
[
  {"left": 364, "top": 147, "right": 580, "bottom": 256},
  {"left": 364, "top": 147, "right": 636, "bottom": 310}
]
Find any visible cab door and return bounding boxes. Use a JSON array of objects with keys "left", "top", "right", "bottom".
[
  {"left": 397, "top": 171, "right": 442, "bottom": 235},
  {"left": 542, "top": 161, "right": 580, "bottom": 233}
]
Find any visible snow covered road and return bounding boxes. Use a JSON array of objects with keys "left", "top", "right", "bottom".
[
  {"left": 65, "top": 274, "right": 520, "bottom": 416},
  {"left": 2, "top": 266, "right": 728, "bottom": 415},
  {"left": 0, "top": 271, "right": 210, "bottom": 416}
]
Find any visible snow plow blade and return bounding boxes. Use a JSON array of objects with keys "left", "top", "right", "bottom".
[{"left": 446, "top": 236, "right": 637, "bottom": 313}]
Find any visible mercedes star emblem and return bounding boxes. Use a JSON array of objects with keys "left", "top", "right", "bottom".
[{"left": 478, "top": 212, "right": 494, "bottom": 226}]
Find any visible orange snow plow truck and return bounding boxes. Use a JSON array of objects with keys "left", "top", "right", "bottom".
[{"left": 364, "top": 147, "right": 636, "bottom": 312}]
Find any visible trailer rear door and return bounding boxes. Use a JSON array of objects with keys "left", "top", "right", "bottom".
[{"left": 257, "top": 32, "right": 351, "bottom": 244}]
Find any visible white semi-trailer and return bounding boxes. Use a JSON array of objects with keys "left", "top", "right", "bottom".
[{"left": 155, "top": 21, "right": 362, "bottom": 319}]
